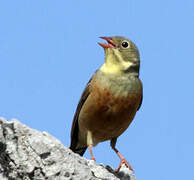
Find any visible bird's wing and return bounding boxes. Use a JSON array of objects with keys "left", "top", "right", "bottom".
[
  {"left": 69, "top": 77, "right": 92, "bottom": 153},
  {"left": 137, "top": 93, "right": 143, "bottom": 111},
  {"left": 137, "top": 79, "right": 143, "bottom": 111}
]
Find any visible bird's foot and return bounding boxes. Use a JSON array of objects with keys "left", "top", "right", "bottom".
[
  {"left": 90, "top": 157, "right": 96, "bottom": 161},
  {"left": 116, "top": 158, "right": 134, "bottom": 172}
]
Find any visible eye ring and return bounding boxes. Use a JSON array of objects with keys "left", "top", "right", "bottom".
[{"left": 121, "top": 41, "right": 129, "bottom": 48}]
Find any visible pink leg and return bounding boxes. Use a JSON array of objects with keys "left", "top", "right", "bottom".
[
  {"left": 112, "top": 146, "right": 134, "bottom": 172},
  {"left": 88, "top": 144, "right": 96, "bottom": 161}
]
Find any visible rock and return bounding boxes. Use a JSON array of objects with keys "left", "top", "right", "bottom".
[{"left": 0, "top": 117, "right": 136, "bottom": 180}]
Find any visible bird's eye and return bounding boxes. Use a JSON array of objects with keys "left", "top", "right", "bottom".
[{"left": 121, "top": 41, "right": 129, "bottom": 48}]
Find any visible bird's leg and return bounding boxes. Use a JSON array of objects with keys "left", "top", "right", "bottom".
[
  {"left": 110, "top": 138, "right": 134, "bottom": 172},
  {"left": 112, "top": 147, "right": 134, "bottom": 171},
  {"left": 87, "top": 131, "right": 96, "bottom": 161},
  {"left": 88, "top": 144, "right": 96, "bottom": 161}
]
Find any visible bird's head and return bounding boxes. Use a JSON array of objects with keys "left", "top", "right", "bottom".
[{"left": 98, "top": 36, "right": 140, "bottom": 76}]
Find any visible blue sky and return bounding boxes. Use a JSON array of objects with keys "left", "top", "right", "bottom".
[{"left": 0, "top": 1, "right": 193, "bottom": 179}]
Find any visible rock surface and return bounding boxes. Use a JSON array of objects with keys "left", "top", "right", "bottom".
[{"left": 0, "top": 117, "right": 136, "bottom": 180}]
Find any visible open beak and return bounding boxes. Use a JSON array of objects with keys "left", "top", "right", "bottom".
[{"left": 98, "top": 37, "right": 116, "bottom": 48}]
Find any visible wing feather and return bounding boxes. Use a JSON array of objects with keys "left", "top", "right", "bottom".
[{"left": 69, "top": 78, "right": 92, "bottom": 154}]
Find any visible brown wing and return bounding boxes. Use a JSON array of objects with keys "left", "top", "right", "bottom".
[
  {"left": 69, "top": 77, "right": 92, "bottom": 154},
  {"left": 137, "top": 93, "right": 143, "bottom": 111},
  {"left": 137, "top": 79, "right": 143, "bottom": 111}
]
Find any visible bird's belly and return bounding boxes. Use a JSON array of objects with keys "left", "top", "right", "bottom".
[{"left": 79, "top": 88, "right": 141, "bottom": 143}]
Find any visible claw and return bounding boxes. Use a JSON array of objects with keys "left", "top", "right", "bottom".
[
  {"left": 116, "top": 158, "right": 134, "bottom": 172},
  {"left": 91, "top": 157, "right": 96, "bottom": 161}
]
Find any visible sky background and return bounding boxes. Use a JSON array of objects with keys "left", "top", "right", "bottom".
[{"left": 0, "top": 1, "right": 193, "bottom": 179}]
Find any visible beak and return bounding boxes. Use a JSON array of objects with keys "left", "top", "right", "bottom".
[{"left": 98, "top": 37, "right": 116, "bottom": 48}]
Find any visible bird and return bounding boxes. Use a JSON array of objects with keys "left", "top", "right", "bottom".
[{"left": 70, "top": 36, "right": 143, "bottom": 171}]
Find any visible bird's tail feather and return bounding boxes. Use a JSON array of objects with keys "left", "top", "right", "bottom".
[{"left": 70, "top": 146, "right": 87, "bottom": 156}]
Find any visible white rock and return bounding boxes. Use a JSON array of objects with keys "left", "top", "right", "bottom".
[{"left": 0, "top": 117, "right": 136, "bottom": 180}]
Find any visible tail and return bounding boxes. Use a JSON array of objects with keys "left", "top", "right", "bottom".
[
  {"left": 70, "top": 129, "right": 87, "bottom": 156},
  {"left": 70, "top": 146, "right": 87, "bottom": 156}
]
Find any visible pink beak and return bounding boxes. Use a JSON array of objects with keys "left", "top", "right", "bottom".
[{"left": 98, "top": 37, "right": 116, "bottom": 48}]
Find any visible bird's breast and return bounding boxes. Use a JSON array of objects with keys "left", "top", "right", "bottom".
[
  {"left": 79, "top": 75, "right": 142, "bottom": 143},
  {"left": 90, "top": 79, "right": 140, "bottom": 115}
]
